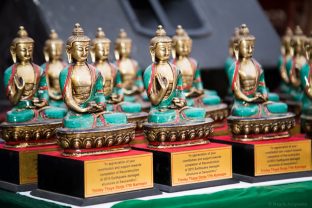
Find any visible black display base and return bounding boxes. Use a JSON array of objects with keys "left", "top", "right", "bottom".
[
  {"left": 234, "top": 171, "right": 312, "bottom": 183},
  {"left": 155, "top": 178, "right": 238, "bottom": 193},
  {"left": 0, "top": 180, "right": 37, "bottom": 192},
  {"left": 31, "top": 187, "right": 161, "bottom": 206}
]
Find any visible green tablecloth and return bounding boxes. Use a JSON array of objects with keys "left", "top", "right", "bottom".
[
  {"left": 0, "top": 181, "right": 311, "bottom": 208},
  {"left": 0, "top": 190, "right": 69, "bottom": 208},
  {"left": 113, "top": 181, "right": 312, "bottom": 208}
]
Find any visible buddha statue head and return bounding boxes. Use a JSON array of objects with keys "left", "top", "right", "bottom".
[
  {"left": 66, "top": 23, "right": 90, "bottom": 64},
  {"left": 172, "top": 25, "right": 192, "bottom": 59},
  {"left": 229, "top": 27, "right": 240, "bottom": 58},
  {"left": 304, "top": 31, "right": 312, "bottom": 62},
  {"left": 43, "top": 29, "right": 63, "bottom": 62},
  {"left": 233, "top": 24, "right": 255, "bottom": 60},
  {"left": 90, "top": 27, "right": 111, "bottom": 63},
  {"left": 114, "top": 29, "right": 132, "bottom": 60},
  {"left": 149, "top": 25, "right": 172, "bottom": 63},
  {"left": 290, "top": 25, "right": 306, "bottom": 57},
  {"left": 281, "top": 27, "right": 293, "bottom": 56},
  {"left": 10, "top": 26, "right": 34, "bottom": 64}
]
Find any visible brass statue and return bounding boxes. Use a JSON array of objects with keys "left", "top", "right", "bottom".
[
  {"left": 42, "top": 29, "right": 67, "bottom": 108},
  {"left": 114, "top": 29, "right": 150, "bottom": 111},
  {"left": 172, "top": 25, "right": 228, "bottom": 125},
  {"left": 91, "top": 27, "right": 147, "bottom": 131},
  {"left": 300, "top": 31, "right": 312, "bottom": 137},
  {"left": 57, "top": 23, "right": 135, "bottom": 156},
  {"left": 227, "top": 24, "right": 295, "bottom": 141},
  {"left": 286, "top": 26, "right": 307, "bottom": 102},
  {"left": 143, "top": 25, "right": 213, "bottom": 148},
  {"left": 278, "top": 27, "right": 293, "bottom": 95},
  {"left": 1, "top": 26, "right": 67, "bottom": 147}
]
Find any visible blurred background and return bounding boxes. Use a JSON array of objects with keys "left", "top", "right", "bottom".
[{"left": 0, "top": 0, "right": 311, "bottom": 113}]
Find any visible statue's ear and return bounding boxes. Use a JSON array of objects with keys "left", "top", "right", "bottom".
[
  {"left": 233, "top": 43, "right": 239, "bottom": 60},
  {"left": 149, "top": 46, "right": 155, "bottom": 63},
  {"left": 66, "top": 46, "right": 72, "bottom": 63},
  {"left": 10, "top": 46, "right": 17, "bottom": 63},
  {"left": 90, "top": 46, "right": 95, "bottom": 63},
  {"left": 114, "top": 49, "right": 120, "bottom": 61},
  {"left": 43, "top": 46, "right": 49, "bottom": 62},
  {"left": 171, "top": 46, "right": 176, "bottom": 60}
]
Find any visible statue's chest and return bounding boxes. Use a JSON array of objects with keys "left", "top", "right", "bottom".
[
  {"left": 71, "top": 67, "right": 92, "bottom": 96},
  {"left": 238, "top": 62, "right": 258, "bottom": 90},
  {"left": 98, "top": 63, "right": 114, "bottom": 96},
  {"left": 119, "top": 59, "right": 136, "bottom": 79},
  {"left": 176, "top": 59, "right": 194, "bottom": 88},
  {"left": 16, "top": 65, "right": 35, "bottom": 84},
  {"left": 47, "top": 62, "right": 64, "bottom": 79},
  {"left": 294, "top": 56, "right": 306, "bottom": 72}
]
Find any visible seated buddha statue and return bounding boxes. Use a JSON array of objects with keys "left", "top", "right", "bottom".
[
  {"left": 143, "top": 25, "right": 213, "bottom": 148},
  {"left": 278, "top": 27, "right": 293, "bottom": 95},
  {"left": 227, "top": 24, "right": 295, "bottom": 141},
  {"left": 171, "top": 25, "right": 228, "bottom": 124},
  {"left": 91, "top": 28, "right": 147, "bottom": 131},
  {"left": 57, "top": 24, "right": 135, "bottom": 156},
  {"left": 1, "top": 26, "right": 67, "bottom": 147},
  {"left": 300, "top": 32, "right": 312, "bottom": 136},
  {"left": 286, "top": 26, "right": 307, "bottom": 102},
  {"left": 114, "top": 29, "right": 150, "bottom": 111},
  {"left": 42, "top": 29, "right": 67, "bottom": 108},
  {"left": 226, "top": 27, "right": 280, "bottom": 103}
]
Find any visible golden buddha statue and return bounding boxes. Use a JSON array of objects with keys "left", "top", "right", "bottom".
[
  {"left": 114, "top": 29, "right": 150, "bottom": 111},
  {"left": 278, "top": 27, "right": 293, "bottom": 94},
  {"left": 1, "top": 26, "right": 67, "bottom": 147},
  {"left": 143, "top": 25, "right": 213, "bottom": 148},
  {"left": 227, "top": 24, "right": 295, "bottom": 141},
  {"left": 42, "top": 29, "right": 67, "bottom": 108},
  {"left": 91, "top": 27, "right": 147, "bottom": 131},
  {"left": 300, "top": 31, "right": 312, "bottom": 137},
  {"left": 286, "top": 26, "right": 307, "bottom": 102},
  {"left": 171, "top": 25, "right": 228, "bottom": 125},
  {"left": 57, "top": 23, "right": 135, "bottom": 156}
]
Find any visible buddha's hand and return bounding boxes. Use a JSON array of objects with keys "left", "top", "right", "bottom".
[
  {"left": 32, "top": 97, "right": 48, "bottom": 108},
  {"left": 14, "top": 75, "right": 25, "bottom": 91},
  {"left": 250, "top": 93, "right": 266, "bottom": 103},
  {"left": 172, "top": 97, "right": 186, "bottom": 108},
  {"left": 86, "top": 101, "right": 104, "bottom": 112},
  {"left": 188, "top": 88, "right": 204, "bottom": 98},
  {"left": 109, "top": 94, "right": 123, "bottom": 104},
  {"left": 155, "top": 74, "right": 168, "bottom": 95}
]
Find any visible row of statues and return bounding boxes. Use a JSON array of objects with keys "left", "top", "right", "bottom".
[
  {"left": 1, "top": 23, "right": 228, "bottom": 155},
  {"left": 276, "top": 26, "right": 312, "bottom": 135}
]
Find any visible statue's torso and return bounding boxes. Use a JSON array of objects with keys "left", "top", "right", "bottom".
[
  {"left": 97, "top": 62, "right": 114, "bottom": 96},
  {"left": 71, "top": 65, "right": 92, "bottom": 104},
  {"left": 47, "top": 61, "right": 64, "bottom": 96},
  {"left": 238, "top": 60, "right": 258, "bottom": 93},
  {"left": 16, "top": 64, "right": 36, "bottom": 99},
  {"left": 175, "top": 57, "right": 194, "bottom": 90},
  {"left": 155, "top": 63, "right": 174, "bottom": 100},
  {"left": 291, "top": 55, "right": 306, "bottom": 87},
  {"left": 118, "top": 58, "right": 136, "bottom": 90}
]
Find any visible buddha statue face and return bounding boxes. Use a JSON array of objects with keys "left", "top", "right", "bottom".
[
  {"left": 66, "top": 23, "right": 91, "bottom": 64},
  {"left": 290, "top": 26, "right": 305, "bottom": 57},
  {"left": 150, "top": 25, "right": 172, "bottom": 63},
  {"left": 233, "top": 24, "right": 255, "bottom": 60},
  {"left": 91, "top": 27, "right": 111, "bottom": 63},
  {"left": 15, "top": 42, "right": 34, "bottom": 63},
  {"left": 94, "top": 42, "right": 110, "bottom": 61},
  {"left": 238, "top": 39, "right": 254, "bottom": 59},
  {"left": 10, "top": 26, "right": 34, "bottom": 64},
  {"left": 175, "top": 39, "right": 191, "bottom": 57},
  {"left": 44, "top": 30, "right": 63, "bottom": 62},
  {"left": 114, "top": 29, "right": 132, "bottom": 60},
  {"left": 70, "top": 41, "right": 89, "bottom": 63},
  {"left": 155, "top": 42, "right": 171, "bottom": 62},
  {"left": 281, "top": 28, "right": 293, "bottom": 56}
]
